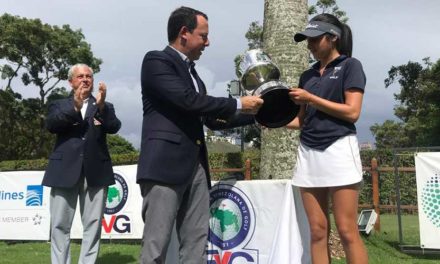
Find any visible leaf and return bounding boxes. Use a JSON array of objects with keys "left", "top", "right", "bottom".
[{"left": 0, "top": 64, "right": 15, "bottom": 79}]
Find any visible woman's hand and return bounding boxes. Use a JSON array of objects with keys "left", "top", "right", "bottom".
[{"left": 289, "top": 88, "right": 312, "bottom": 105}]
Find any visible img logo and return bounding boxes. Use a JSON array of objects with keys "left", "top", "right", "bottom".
[
  {"left": 26, "top": 185, "right": 43, "bottom": 206},
  {"left": 421, "top": 174, "right": 440, "bottom": 228},
  {"left": 208, "top": 184, "right": 258, "bottom": 263},
  {"left": 104, "top": 173, "right": 129, "bottom": 215}
]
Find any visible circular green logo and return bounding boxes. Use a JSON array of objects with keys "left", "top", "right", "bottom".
[
  {"left": 105, "top": 173, "right": 128, "bottom": 215},
  {"left": 421, "top": 174, "right": 440, "bottom": 228},
  {"left": 210, "top": 199, "right": 243, "bottom": 241}
]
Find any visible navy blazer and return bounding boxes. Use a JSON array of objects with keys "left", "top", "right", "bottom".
[
  {"left": 42, "top": 96, "right": 121, "bottom": 188},
  {"left": 136, "top": 46, "right": 254, "bottom": 187}
]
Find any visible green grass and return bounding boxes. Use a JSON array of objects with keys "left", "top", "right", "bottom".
[
  {"left": 332, "top": 214, "right": 440, "bottom": 264},
  {"left": 0, "top": 240, "right": 140, "bottom": 264},
  {"left": 1, "top": 215, "right": 439, "bottom": 263}
]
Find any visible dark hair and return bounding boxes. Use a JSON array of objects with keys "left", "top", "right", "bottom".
[
  {"left": 311, "top": 13, "right": 352, "bottom": 57},
  {"left": 167, "top": 6, "right": 208, "bottom": 43}
]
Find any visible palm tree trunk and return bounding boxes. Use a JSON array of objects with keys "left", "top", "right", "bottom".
[{"left": 260, "top": 0, "right": 309, "bottom": 179}]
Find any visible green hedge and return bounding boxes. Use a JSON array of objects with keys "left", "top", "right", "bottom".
[
  {"left": 208, "top": 150, "right": 261, "bottom": 180},
  {"left": 0, "top": 158, "right": 49, "bottom": 171},
  {"left": 359, "top": 149, "right": 418, "bottom": 208},
  {"left": 0, "top": 150, "right": 262, "bottom": 181}
]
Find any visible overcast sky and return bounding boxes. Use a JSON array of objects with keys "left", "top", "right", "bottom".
[{"left": 2, "top": 0, "right": 440, "bottom": 148}]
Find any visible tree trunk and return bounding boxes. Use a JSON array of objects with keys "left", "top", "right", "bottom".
[
  {"left": 37, "top": 88, "right": 46, "bottom": 158},
  {"left": 260, "top": 0, "right": 309, "bottom": 179}
]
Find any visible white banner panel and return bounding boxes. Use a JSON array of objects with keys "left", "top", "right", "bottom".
[
  {"left": 0, "top": 168, "right": 310, "bottom": 263},
  {"left": 71, "top": 165, "right": 144, "bottom": 239},
  {"left": 268, "top": 183, "right": 311, "bottom": 264},
  {"left": 0, "top": 171, "right": 50, "bottom": 240},
  {"left": 415, "top": 152, "right": 440, "bottom": 249},
  {"left": 201, "top": 180, "right": 308, "bottom": 264}
]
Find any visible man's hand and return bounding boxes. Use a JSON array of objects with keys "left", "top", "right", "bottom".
[
  {"left": 73, "top": 83, "right": 87, "bottom": 112},
  {"left": 239, "top": 96, "right": 264, "bottom": 114},
  {"left": 95, "top": 82, "right": 107, "bottom": 111}
]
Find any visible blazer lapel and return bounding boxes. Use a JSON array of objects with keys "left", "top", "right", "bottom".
[
  {"left": 190, "top": 65, "right": 206, "bottom": 95},
  {"left": 164, "top": 46, "right": 199, "bottom": 92},
  {"left": 84, "top": 96, "right": 97, "bottom": 121},
  {"left": 164, "top": 46, "right": 188, "bottom": 72}
]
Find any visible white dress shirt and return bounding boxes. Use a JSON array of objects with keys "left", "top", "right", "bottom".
[{"left": 168, "top": 45, "right": 242, "bottom": 109}]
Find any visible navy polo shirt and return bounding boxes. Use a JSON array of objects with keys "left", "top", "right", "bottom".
[{"left": 299, "top": 55, "right": 366, "bottom": 150}]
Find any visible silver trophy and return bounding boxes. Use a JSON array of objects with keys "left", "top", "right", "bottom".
[{"left": 238, "top": 49, "right": 299, "bottom": 128}]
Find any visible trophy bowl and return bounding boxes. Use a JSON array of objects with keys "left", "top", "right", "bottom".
[
  {"left": 253, "top": 81, "right": 299, "bottom": 128},
  {"left": 238, "top": 49, "right": 299, "bottom": 128}
]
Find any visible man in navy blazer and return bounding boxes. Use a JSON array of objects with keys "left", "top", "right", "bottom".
[
  {"left": 42, "top": 64, "right": 121, "bottom": 264},
  {"left": 136, "top": 6, "right": 264, "bottom": 264}
]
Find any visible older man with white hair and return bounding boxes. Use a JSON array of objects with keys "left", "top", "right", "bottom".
[{"left": 42, "top": 63, "right": 121, "bottom": 264}]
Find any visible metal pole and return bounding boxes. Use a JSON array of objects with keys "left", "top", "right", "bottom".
[
  {"left": 241, "top": 127, "right": 244, "bottom": 152},
  {"left": 371, "top": 157, "right": 380, "bottom": 231},
  {"left": 393, "top": 149, "right": 404, "bottom": 246},
  {"left": 239, "top": 81, "right": 244, "bottom": 152}
]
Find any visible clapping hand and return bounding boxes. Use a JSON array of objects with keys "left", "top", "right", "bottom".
[
  {"left": 95, "top": 82, "right": 107, "bottom": 111},
  {"left": 73, "top": 82, "right": 88, "bottom": 112}
]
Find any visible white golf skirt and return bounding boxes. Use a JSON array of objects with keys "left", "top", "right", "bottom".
[{"left": 291, "top": 134, "right": 363, "bottom": 188}]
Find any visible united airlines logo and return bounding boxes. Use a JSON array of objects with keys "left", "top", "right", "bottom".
[
  {"left": 208, "top": 184, "right": 258, "bottom": 263},
  {"left": 26, "top": 185, "right": 43, "bottom": 206},
  {"left": 33, "top": 213, "right": 43, "bottom": 225},
  {"left": 421, "top": 174, "right": 440, "bottom": 228}
]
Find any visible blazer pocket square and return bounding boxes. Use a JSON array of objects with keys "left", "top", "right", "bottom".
[{"left": 93, "top": 118, "right": 102, "bottom": 126}]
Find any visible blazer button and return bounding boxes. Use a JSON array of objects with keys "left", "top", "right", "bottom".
[
  {"left": 196, "top": 140, "right": 201, "bottom": 145},
  {"left": 82, "top": 137, "right": 86, "bottom": 140}
]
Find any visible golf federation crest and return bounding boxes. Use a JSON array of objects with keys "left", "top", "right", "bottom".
[
  {"left": 208, "top": 183, "right": 256, "bottom": 251},
  {"left": 104, "top": 173, "right": 129, "bottom": 215}
]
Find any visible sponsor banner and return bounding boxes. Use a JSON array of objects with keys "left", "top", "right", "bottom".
[
  {"left": 71, "top": 165, "right": 144, "bottom": 239},
  {"left": 205, "top": 180, "right": 308, "bottom": 264},
  {"left": 0, "top": 171, "right": 50, "bottom": 240},
  {"left": 207, "top": 182, "right": 260, "bottom": 263},
  {"left": 415, "top": 152, "right": 440, "bottom": 249},
  {"left": 0, "top": 168, "right": 310, "bottom": 263}
]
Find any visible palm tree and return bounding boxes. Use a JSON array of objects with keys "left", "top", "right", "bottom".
[{"left": 259, "top": 0, "right": 309, "bottom": 179}]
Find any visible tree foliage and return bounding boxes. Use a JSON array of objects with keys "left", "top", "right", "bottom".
[
  {"left": 0, "top": 14, "right": 102, "bottom": 93},
  {"left": 0, "top": 13, "right": 102, "bottom": 160},
  {"left": 309, "top": 0, "right": 348, "bottom": 23},
  {"left": 107, "top": 134, "right": 137, "bottom": 155},
  {"left": 245, "top": 21, "right": 264, "bottom": 50},
  {"left": 372, "top": 58, "right": 440, "bottom": 148},
  {"left": 370, "top": 120, "right": 410, "bottom": 149},
  {"left": 0, "top": 87, "right": 72, "bottom": 161},
  {"left": 0, "top": 88, "right": 40, "bottom": 160}
]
